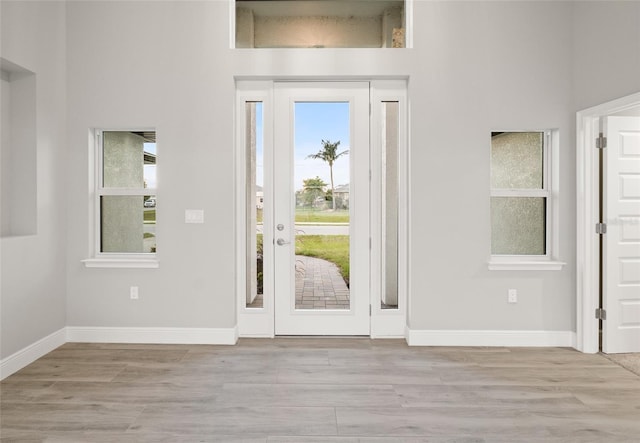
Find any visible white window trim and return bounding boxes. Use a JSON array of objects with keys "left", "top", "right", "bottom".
[
  {"left": 488, "top": 130, "right": 565, "bottom": 271},
  {"left": 82, "top": 129, "right": 159, "bottom": 269},
  {"left": 82, "top": 256, "right": 159, "bottom": 269}
]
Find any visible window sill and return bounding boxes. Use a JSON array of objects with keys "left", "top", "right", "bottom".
[
  {"left": 488, "top": 260, "right": 566, "bottom": 271},
  {"left": 82, "top": 257, "right": 159, "bottom": 269}
]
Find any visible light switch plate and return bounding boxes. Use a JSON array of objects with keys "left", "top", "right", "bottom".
[{"left": 185, "top": 209, "right": 204, "bottom": 224}]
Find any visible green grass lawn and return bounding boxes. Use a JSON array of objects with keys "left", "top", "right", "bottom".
[
  {"left": 295, "top": 209, "right": 349, "bottom": 223},
  {"left": 296, "top": 235, "right": 349, "bottom": 284},
  {"left": 143, "top": 209, "right": 156, "bottom": 222},
  {"left": 255, "top": 209, "right": 348, "bottom": 224}
]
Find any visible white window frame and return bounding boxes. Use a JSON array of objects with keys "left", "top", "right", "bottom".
[
  {"left": 488, "top": 130, "right": 565, "bottom": 271},
  {"left": 82, "top": 129, "right": 159, "bottom": 269}
]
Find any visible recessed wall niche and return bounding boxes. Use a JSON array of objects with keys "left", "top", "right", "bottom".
[
  {"left": 1, "top": 58, "right": 37, "bottom": 237},
  {"left": 236, "top": 0, "right": 407, "bottom": 48}
]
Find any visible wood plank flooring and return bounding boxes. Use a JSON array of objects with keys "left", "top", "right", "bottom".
[{"left": 1, "top": 339, "right": 639, "bottom": 442}]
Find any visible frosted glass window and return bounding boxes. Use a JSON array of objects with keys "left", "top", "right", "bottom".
[
  {"left": 490, "top": 132, "right": 549, "bottom": 256},
  {"left": 491, "top": 197, "right": 546, "bottom": 255},
  {"left": 491, "top": 132, "right": 543, "bottom": 189}
]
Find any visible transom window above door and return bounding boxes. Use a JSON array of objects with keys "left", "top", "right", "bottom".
[{"left": 235, "top": 0, "right": 410, "bottom": 48}]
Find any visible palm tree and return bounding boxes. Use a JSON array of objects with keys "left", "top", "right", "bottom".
[{"left": 306, "top": 139, "right": 349, "bottom": 211}]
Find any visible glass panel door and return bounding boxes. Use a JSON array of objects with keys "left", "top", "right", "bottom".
[{"left": 274, "top": 82, "right": 370, "bottom": 335}]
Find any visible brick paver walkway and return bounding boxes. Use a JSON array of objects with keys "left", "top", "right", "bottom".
[
  {"left": 246, "top": 255, "right": 350, "bottom": 310},
  {"left": 295, "top": 255, "right": 350, "bottom": 310}
]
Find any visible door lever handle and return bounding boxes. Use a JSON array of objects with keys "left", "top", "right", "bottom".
[{"left": 276, "top": 238, "right": 290, "bottom": 246}]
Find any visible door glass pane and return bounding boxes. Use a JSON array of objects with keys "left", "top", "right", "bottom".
[
  {"left": 382, "top": 102, "right": 399, "bottom": 309},
  {"left": 491, "top": 132, "right": 543, "bottom": 189},
  {"left": 491, "top": 197, "right": 546, "bottom": 255},
  {"left": 294, "top": 102, "right": 350, "bottom": 310},
  {"left": 246, "top": 102, "right": 264, "bottom": 308}
]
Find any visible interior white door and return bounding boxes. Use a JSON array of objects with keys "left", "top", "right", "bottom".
[
  {"left": 273, "top": 82, "right": 370, "bottom": 335},
  {"left": 603, "top": 116, "right": 640, "bottom": 353}
]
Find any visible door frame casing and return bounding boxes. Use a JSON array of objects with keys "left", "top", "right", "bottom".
[
  {"left": 273, "top": 82, "right": 371, "bottom": 336},
  {"left": 576, "top": 91, "right": 640, "bottom": 353},
  {"left": 235, "top": 78, "right": 410, "bottom": 339}
]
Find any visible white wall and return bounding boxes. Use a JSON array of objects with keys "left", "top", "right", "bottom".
[
  {"left": 0, "top": 0, "right": 623, "bottom": 345},
  {"left": 409, "top": 1, "right": 577, "bottom": 331},
  {"left": 0, "top": 1, "right": 67, "bottom": 359},
  {"left": 573, "top": 1, "right": 640, "bottom": 111},
  {"left": 62, "top": 0, "right": 568, "bottom": 335},
  {"left": 65, "top": 1, "right": 237, "bottom": 329}
]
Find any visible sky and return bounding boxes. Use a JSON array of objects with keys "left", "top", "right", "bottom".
[{"left": 256, "top": 101, "right": 350, "bottom": 191}]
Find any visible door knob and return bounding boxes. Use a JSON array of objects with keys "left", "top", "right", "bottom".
[{"left": 276, "top": 238, "right": 290, "bottom": 246}]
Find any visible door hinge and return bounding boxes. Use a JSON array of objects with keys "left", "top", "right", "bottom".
[
  {"left": 369, "top": 304, "right": 372, "bottom": 315},
  {"left": 595, "top": 308, "right": 607, "bottom": 320},
  {"left": 595, "top": 223, "right": 607, "bottom": 235},
  {"left": 596, "top": 133, "right": 607, "bottom": 149},
  {"left": 369, "top": 237, "right": 372, "bottom": 249}
]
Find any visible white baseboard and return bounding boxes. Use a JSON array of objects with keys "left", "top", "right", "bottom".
[
  {"left": 0, "top": 326, "right": 577, "bottom": 381},
  {"left": 0, "top": 328, "right": 67, "bottom": 380},
  {"left": 66, "top": 326, "right": 239, "bottom": 345},
  {"left": 405, "top": 328, "right": 576, "bottom": 348}
]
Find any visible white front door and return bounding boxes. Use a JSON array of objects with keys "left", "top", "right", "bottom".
[
  {"left": 273, "top": 82, "right": 370, "bottom": 335},
  {"left": 603, "top": 116, "right": 640, "bottom": 353}
]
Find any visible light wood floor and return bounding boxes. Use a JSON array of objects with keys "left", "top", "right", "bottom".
[{"left": 1, "top": 338, "right": 639, "bottom": 442}]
